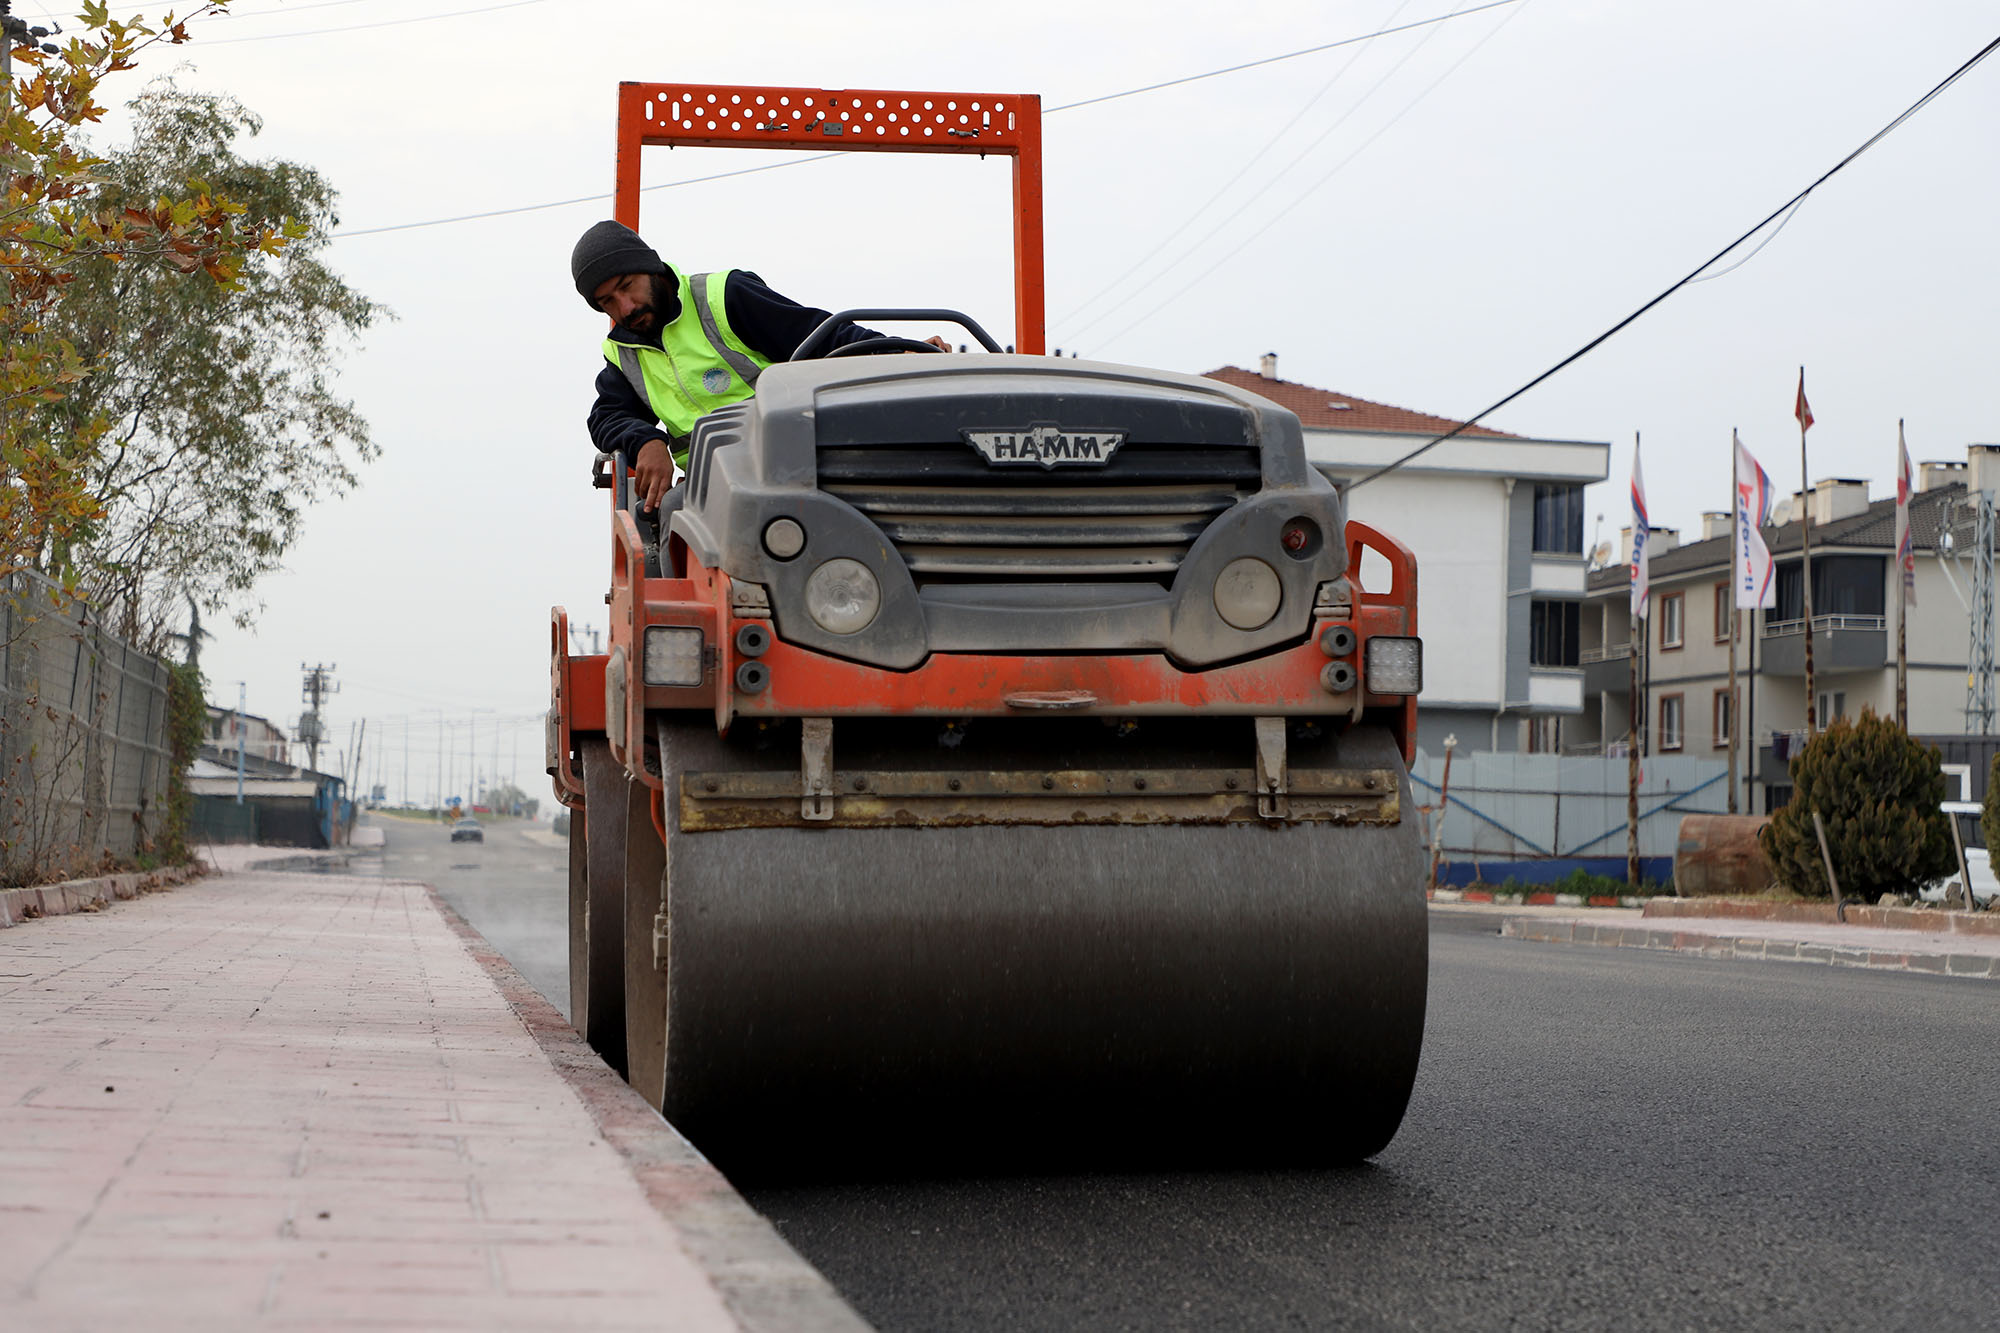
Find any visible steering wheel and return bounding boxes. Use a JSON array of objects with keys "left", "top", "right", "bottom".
[
  {"left": 791, "top": 308, "right": 1003, "bottom": 361},
  {"left": 824, "top": 336, "right": 945, "bottom": 358}
]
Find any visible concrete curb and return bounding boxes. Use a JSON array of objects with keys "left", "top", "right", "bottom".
[
  {"left": 0, "top": 861, "right": 202, "bottom": 929},
  {"left": 423, "top": 884, "right": 871, "bottom": 1333},
  {"left": 1501, "top": 916, "right": 2000, "bottom": 981},
  {"left": 1641, "top": 896, "right": 2000, "bottom": 937}
]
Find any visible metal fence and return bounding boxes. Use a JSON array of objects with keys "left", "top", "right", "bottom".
[
  {"left": 0, "top": 572, "right": 175, "bottom": 884},
  {"left": 1409, "top": 749, "right": 1731, "bottom": 882}
]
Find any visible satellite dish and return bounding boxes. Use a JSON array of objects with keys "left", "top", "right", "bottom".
[{"left": 1770, "top": 498, "right": 1793, "bottom": 526}]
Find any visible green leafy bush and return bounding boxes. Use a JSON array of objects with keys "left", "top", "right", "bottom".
[
  {"left": 160, "top": 661, "right": 207, "bottom": 866},
  {"left": 1758, "top": 710, "right": 1952, "bottom": 898}
]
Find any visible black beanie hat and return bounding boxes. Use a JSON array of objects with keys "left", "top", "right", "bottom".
[{"left": 571, "top": 220, "right": 667, "bottom": 306}]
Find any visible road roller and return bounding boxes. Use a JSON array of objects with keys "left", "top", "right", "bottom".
[{"left": 547, "top": 81, "right": 1429, "bottom": 1176}]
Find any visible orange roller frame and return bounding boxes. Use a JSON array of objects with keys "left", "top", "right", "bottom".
[{"left": 611, "top": 81, "right": 1045, "bottom": 355}]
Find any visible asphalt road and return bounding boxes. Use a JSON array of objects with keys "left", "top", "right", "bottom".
[{"left": 361, "top": 820, "right": 2000, "bottom": 1329}]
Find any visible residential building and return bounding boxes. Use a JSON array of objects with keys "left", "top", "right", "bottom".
[
  {"left": 204, "top": 704, "right": 291, "bottom": 766},
  {"left": 1206, "top": 358, "right": 1609, "bottom": 754},
  {"left": 1578, "top": 447, "right": 1993, "bottom": 812}
]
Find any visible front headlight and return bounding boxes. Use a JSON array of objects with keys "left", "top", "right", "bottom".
[
  {"left": 805, "top": 558, "right": 881, "bottom": 635},
  {"left": 1213, "top": 557, "right": 1281, "bottom": 630},
  {"left": 1365, "top": 636, "right": 1423, "bottom": 695},
  {"left": 642, "top": 626, "right": 704, "bottom": 686}
]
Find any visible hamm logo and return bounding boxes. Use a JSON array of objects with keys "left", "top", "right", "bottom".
[{"left": 961, "top": 423, "right": 1126, "bottom": 468}]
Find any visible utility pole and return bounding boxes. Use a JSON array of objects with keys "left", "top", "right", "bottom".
[
  {"left": 3, "top": 6, "right": 59, "bottom": 91},
  {"left": 299, "top": 662, "right": 338, "bottom": 772}
]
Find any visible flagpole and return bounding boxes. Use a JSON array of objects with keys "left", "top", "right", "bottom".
[
  {"left": 1896, "top": 418, "right": 1909, "bottom": 729},
  {"left": 1798, "top": 368, "right": 1818, "bottom": 736},
  {"left": 1728, "top": 431, "right": 1740, "bottom": 814},
  {"left": 1628, "top": 432, "right": 1643, "bottom": 890}
]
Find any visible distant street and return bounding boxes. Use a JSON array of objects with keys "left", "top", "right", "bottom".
[
  {"left": 359, "top": 822, "right": 2000, "bottom": 1330},
  {"left": 365, "top": 813, "right": 570, "bottom": 1019}
]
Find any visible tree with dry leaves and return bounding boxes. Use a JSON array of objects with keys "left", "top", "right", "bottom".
[
  {"left": 2, "top": 2, "right": 319, "bottom": 609},
  {"left": 46, "top": 79, "right": 385, "bottom": 647}
]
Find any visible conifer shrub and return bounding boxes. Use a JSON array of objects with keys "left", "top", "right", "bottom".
[
  {"left": 1981, "top": 753, "right": 2000, "bottom": 857},
  {"left": 1758, "top": 710, "right": 1952, "bottom": 898}
]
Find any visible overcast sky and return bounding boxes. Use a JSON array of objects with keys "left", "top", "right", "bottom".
[{"left": 54, "top": 0, "right": 1996, "bottom": 801}]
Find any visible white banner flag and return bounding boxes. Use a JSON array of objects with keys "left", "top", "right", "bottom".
[
  {"left": 1896, "top": 422, "right": 1917, "bottom": 608},
  {"left": 1733, "top": 435, "right": 1776, "bottom": 610},
  {"left": 1630, "top": 444, "right": 1649, "bottom": 619}
]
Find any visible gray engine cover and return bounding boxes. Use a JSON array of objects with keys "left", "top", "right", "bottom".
[{"left": 669, "top": 354, "right": 1347, "bottom": 670}]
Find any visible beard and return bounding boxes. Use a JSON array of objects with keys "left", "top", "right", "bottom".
[{"left": 618, "top": 272, "right": 674, "bottom": 336}]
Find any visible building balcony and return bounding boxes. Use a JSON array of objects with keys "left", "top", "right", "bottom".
[
  {"left": 1526, "top": 666, "right": 1585, "bottom": 713},
  {"left": 1527, "top": 553, "right": 1587, "bottom": 598},
  {"left": 1758, "top": 615, "right": 1887, "bottom": 674},
  {"left": 1580, "top": 641, "right": 1632, "bottom": 695}
]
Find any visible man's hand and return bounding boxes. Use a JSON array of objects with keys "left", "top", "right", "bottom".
[
  {"left": 634, "top": 437, "right": 676, "bottom": 512},
  {"left": 924, "top": 335, "right": 951, "bottom": 351}
]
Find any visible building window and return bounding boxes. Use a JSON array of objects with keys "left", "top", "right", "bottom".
[
  {"left": 1713, "top": 689, "right": 1733, "bottom": 747},
  {"left": 1659, "top": 591, "right": 1684, "bottom": 650},
  {"left": 1530, "top": 599, "right": 1580, "bottom": 667},
  {"left": 1770, "top": 555, "right": 1886, "bottom": 624},
  {"left": 1527, "top": 716, "right": 1562, "bottom": 753},
  {"left": 1532, "top": 484, "right": 1586, "bottom": 555},
  {"left": 1817, "top": 690, "right": 1847, "bottom": 723},
  {"left": 1713, "top": 582, "right": 1731, "bottom": 642},
  {"left": 1660, "top": 693, "right": 1684, "bottom": 751}
]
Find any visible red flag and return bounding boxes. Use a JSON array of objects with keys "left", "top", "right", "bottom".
[{"left": 1794, "top": 368, "right": 1813, "bottom": 431}]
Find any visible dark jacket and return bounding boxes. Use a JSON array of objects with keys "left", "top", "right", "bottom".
[{"left": 586, "top": 268, "right": 881, "bottom": 463}]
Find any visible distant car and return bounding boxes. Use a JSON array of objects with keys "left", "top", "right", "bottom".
[
  {"left": 1920, "top": 801, "right": 1996, "bottom": 904},
  {"left": 450, "top": 818, "right": 483, "bottom": 843}
]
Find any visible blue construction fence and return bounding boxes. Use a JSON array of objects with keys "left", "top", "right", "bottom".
[{"left": 1431, "top": 856, "right": 1674, "bottom": 888}]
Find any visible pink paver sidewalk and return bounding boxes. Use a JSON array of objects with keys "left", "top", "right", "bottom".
[{"left": 0, "top": 867, "right": 867, "bottom": 1331}]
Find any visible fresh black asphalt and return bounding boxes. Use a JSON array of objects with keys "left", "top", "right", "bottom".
[{"left": 370, "top": 818, "right": 2000, "bottom": 1330}]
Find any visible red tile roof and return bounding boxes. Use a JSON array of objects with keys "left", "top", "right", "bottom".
[{"left": 1203, "top": 366, "right": 1519, "bottom": 439}]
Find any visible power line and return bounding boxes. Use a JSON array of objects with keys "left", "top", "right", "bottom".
[
  {"left": 337, "top": 156, "right": 845, "bottom": 238},
  {"left": 1065, "top": 0, "right": 1480, "bottom": 341},
  {"left": 1053, "top": 0, "right": 1422, "bottom": 328},
  {"left": 1046, "top": 0, "right": 1519, "bottom": 113},
  {"left": 328, "top": 1, "right": 1521, "bottom": 241},
  {"left": 1345, "top": 31, "right": 2000, "bottom": 491},
  {"left": 211, "top": 0, "right": 394, "bottom": 18},
  {"left": 203, "top": 0, "right": 545, "bottom": 45},
  {"left": 1087, "top": 0, "right": 1529, "bottom": 350}
]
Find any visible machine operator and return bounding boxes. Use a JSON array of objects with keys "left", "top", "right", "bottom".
[{"left": 571, "top": 219, "right": 946, "bottom": 520}]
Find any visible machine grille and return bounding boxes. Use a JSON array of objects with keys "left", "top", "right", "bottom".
[{"left": 818, "top": 442, "right": 1259, "bottom": 584}]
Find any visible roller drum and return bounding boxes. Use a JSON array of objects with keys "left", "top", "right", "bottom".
[{"left": 655, "top": 721, "right": 1426, "bottom": 1176}]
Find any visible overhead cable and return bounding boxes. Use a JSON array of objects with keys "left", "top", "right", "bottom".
[
  {"left": 329, "top": 0, "right": 1521, "bottom": 240},
  {"left": 204, "top": 0, "right": 546, "bottom": 45},
  {"left": 1345, "top": 31, "right": 2000, "bottom": 490},
  {"left": 1064, "top": 0, "right": 1474, "bottom": 340},
  {"left": 1086, "top": 0, "right": 1529, "bottom": 349}
]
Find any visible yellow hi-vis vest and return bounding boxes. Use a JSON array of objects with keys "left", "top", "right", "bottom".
[{"left": 600, "top": 269, "right": 772, "bottom": 468}]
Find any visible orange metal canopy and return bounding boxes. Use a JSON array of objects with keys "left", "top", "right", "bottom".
[{"left": 612, "top": 81, "right": 1045, "bottom": 354}]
